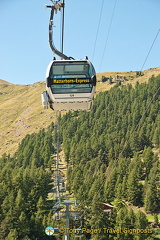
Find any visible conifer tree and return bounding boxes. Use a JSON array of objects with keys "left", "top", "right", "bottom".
[
  {"left": 5, "top": 229, "right": 18, "bottom": 240},
  {"left": 127, "top": 167, "right": 142, "bottom": 206},
  {"left": 134, "top": 210, "right": 149, "bottom": 240},
  {"left": 144, "top": 162, "right": 159, "bottom": 213},
  {"left": 115, "top": 207, "right": 130, "bottom": 240},
  {"left": 152, "top": 125, "right": 160, "bottom": 147},
  {"left": 143, "top": 147, "right": 154, "bottom": 177},
  {"left": 121, "top": 175, "right": 128, "bottom": 199},
  {"left": 104, "top": 168, "right": 117, "bottom": 202},
  {"left": 15, "top": 189, "right": 25, "bottom": 214},
  {"left": 36, "top": 196, "right": 46, "bottom": 220},
  {"left": 18, "top": 212, "right": 30, "bottom": 239}
]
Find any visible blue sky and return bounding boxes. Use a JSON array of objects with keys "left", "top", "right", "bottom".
[{"left": 0, "top": 0, "right": 160, "bottom": 85}]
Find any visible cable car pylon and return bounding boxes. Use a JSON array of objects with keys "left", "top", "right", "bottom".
[
  {"left": 42, "top": 2, "right": 88, "bottom": 238},
  {"left": 51, "top": 112, "right": 82, "bottom": 240},
  {"left": 52, "top": 111, "right": 66, "bottom": 209}
]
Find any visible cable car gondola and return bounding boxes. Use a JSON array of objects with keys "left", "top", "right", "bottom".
[
  {"left": 41, "top": 2, "right": 96, "bottom": 111},
  {"left": 41, "top": 58, "right": 96, "bottom": 111}
]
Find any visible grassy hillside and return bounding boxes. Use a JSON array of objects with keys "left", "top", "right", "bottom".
[
  {"left": 0, "top": 66, "right": 160, "bottom": 156},
  {"left": 0, "top": 80, "right": 55, "bottom": 156},
  {"left": 96, "top": 67, "right": 160, "bottom": 92}
]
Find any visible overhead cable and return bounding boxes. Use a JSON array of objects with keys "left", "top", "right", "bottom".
[
  {"left": 99, "top": 0, "right": 118, "bottom": 72},
  {"left": 92, "top": 0, "right": 105, "bottom": 62},
  {"left": 141, "top": 28, "right": 160, "bottom": 71}
]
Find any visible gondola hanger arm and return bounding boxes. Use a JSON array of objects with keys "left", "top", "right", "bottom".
[{"left": 46, "top": 1, "right": 73, "bottom": 60}]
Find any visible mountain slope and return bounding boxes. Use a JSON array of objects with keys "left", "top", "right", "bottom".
[
  {"left": 0, "top": 66, "right": 160, "bottom": 156},
  {"left": 0, "top": 80, "right": 55, "bottom": 155}
]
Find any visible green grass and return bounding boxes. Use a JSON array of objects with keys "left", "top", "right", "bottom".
[
  {"left": 155, "top": 234, "right": 160, "bottom": 239},
  {"left": 146, "top": 214, "right": 160, "bottom": 223}
]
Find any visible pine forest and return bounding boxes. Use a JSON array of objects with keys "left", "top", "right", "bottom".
[{"left": 0, "top": 75, "right": 160, "bottom": 240}]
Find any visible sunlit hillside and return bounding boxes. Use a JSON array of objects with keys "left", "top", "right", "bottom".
[
  {"left": 0, "top": 80, "right": 55, "bottom": 155},
  {"left": 0, "top": 66, "right": 160, "bottom": 156}
]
